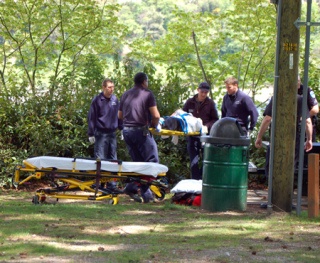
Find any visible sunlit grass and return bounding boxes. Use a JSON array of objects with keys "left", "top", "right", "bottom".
[{"left": 0, "top": 189, "right": 320, "bottom": 262}]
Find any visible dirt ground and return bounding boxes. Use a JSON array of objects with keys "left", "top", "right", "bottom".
[
  {"left": 5, "top": 176, "right": 270, "bottom": 213},
  {"left": 6, "top": 173, "right": 311, "bottom": 214}
]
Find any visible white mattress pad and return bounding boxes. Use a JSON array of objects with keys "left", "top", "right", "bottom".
[{"left": 25, "top": 156, "right": 168, "bottom": 178}]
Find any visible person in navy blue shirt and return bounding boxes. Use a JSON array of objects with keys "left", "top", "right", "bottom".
[
  {"left": 87, "top": 78, "right": 123, "bottom": 160},
  {"left": 255, "top": 95, "right": 313, "bottom": 180},
  {"left": 297, "top": 76, "right": 319, "bottom": 141},
  {"left": 119, "top": 72, "right": 160, "bottom": 203},
  {"left": 221, "top": 77, "right": 258, "bottom": 135},
  {"left": 118, "top": 72, "right": 160, "bottom": 163}
]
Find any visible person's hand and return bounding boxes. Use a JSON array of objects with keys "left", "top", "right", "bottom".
[
  {"left": 171, "top": 135, "right": 179, "bottom": 145},
  {"left": 120, "top": 131, "right": 124, "bottom": 140},
  {"left": 304, "top": 139, "right": 313, "bottom": 152},
  {"left": 156, "top": 123, "right": 162, "bottom": 132},
  {"left": 255, "top": 138, "right": 262, "bottom": 148},
  {"left": 89, "top": 136, "right": 95, "bottom": 144},
  {"left": 201, "top": 125, "right": 208, "bottom": 135}
]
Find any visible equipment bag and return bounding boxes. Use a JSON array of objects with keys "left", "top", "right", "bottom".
[{"left": 171, "top": 192, "right": 201, "bottom": 206}]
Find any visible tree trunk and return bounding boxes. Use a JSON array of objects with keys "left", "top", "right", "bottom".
[{"left": 272, "top": 0, "right": 301, "bottom": 212}]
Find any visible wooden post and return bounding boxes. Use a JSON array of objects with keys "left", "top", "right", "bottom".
[
  {"left": 272, "top": 0, "right": 301, "bottom": 212},
  {"left": 308, "top": 154, "right": 319, "bottom": 218}
]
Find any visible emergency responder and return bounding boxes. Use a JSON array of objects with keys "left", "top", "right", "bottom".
[
  {"left": 118, "top": 72, "right": 160, "bottom": 203},
  {"left": 182, "top": 82, "right": 219, "bottom": 180},
  {"left": 221, "top": 76, "right": 259, "bottom": 135},
  {"left": 297, "top": 76, "right": 319, "bottom": 141}
]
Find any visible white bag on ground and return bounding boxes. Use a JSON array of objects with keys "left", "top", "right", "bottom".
[{"left": 170, "top": 179, "right": 202, "bottom": 194}]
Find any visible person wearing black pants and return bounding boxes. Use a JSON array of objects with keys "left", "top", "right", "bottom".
[{"left": 183, "top": 82, "right": 219, "bottom": 180}]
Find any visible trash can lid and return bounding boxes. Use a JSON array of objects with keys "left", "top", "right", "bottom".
[{"left": 200, "top": 117, "right": 250, "bottom": 146}]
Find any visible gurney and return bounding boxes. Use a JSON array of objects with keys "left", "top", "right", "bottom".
[
  {"left": 149, "top": 127, "right": 201, "bottom": 145},
  {"left": 149, "top": 128, "right": 200, "bottom": 136},
  {"left": 12, "top": 156, "right": 169, "bottom": 205},
  {"left": 149, "top": 110, "right": 204, "bottom": 138}
]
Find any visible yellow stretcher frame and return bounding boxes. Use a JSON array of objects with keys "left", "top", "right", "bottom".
[
  {"left": 149, "top": 128, "right": 200, "bottom": 136},
  {"left": 12, "top": 158, "right": 168, "bottom": 205}
]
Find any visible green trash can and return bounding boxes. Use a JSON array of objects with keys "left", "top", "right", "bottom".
[{"left": 200, "top": 117, "right": 250, "bottom": 212}]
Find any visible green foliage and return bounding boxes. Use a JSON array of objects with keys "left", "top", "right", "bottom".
[
  {"left": 117, "top": 0, "right": 230, "bottom": 39},
  {"left": 1, "top": 0, "right": 320, "bottom": 185},
  {"left": 157, "top": 138, "right": 190, "bottom": 184},
  {"left": 0, "top": 0, "right": 125, "bottom": 169},
  {"left": 0, "top": 0, "right": 125, "bottom": 93},
  {"left": 128, "top": 0, "right": 277, "bottom": 107},
  {"left": 0, "top": 140, "right": 23, "bottom": 187},
  {"left": 0, "top": 54, "right": 108, "bottom": 185},
  {"left": 217, "top": 0, "right": 276, "bottom": 97}
]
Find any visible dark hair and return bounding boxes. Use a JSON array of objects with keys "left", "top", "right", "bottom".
[
  {"left": 134, "top": 72, "right": 148, "bottom": 85},
  {"left": 102, "top": 78, "right": 113, "bottom": 87}
]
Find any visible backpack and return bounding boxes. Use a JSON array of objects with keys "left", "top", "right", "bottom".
[{"left": 171, "top": 192, "right": 201, "bottom": 206}]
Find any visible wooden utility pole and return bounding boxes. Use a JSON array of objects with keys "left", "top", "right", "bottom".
[{"left": 271, "top": 0, "right": 301, "bottom": 212}]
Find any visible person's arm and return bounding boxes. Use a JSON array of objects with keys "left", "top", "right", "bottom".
[
  {"left": 307, "top": 87, "right": 319, "bottom": 117},
  {"left": 205, "top": 102, "right": 219, "bottom": 132},
  {"left": 309, "top": 104, "right": 319, "bottom": 117},
  {"left": 242, "top": 96, "right": 259, "bottom": 131},
  {"left": 221, "top": 97, "right": 226, "bottom": 118},
  {"left": 255, "top": 115, "right": 272, "bottom": 148},
  {"left": 87, "top": 99, "right": 97, "bottom": 144},
  {"left": 118, "top": 110, "right": 123, "bottom": 120},
  {"left": 87, "top": 100, "right": 96, "bottom": 137},
  {"left": 305, "top": 117, "right": 313, "bottom": 152},
  {"left": 149, "top": 106, "right": 160, "bottom": 128},
  {"left": 118, "top": 118, "right": 123, "bottom": 130},
  {"left": 248, "top": 100, "right": 259, "bottom": 131}
]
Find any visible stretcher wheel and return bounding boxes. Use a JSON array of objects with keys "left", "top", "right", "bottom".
[
  {"left": 109, "top": 197, "right": 118, "bottom": 205},
  {"left": 11, "top": 165, "right": 21, "bottom": 189},
  {"left": 11, "top": 174, "right": 19, "bottom": 189},
  {"left": 153, "top": 188, "right": 166, "bottom": 201},
  {"left": 32, "top": 194, "right": 46, "bottom": 204},
  {"left": 32, "top": 195, "right": 40, "bottom": 205}
]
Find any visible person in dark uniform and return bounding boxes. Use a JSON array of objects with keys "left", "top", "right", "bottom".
[
  {"left": 87, "top": 78, "right": 123, "bottom": 160},
  {"left": 255, "top": 95, "right": 313, "bottom": 179},
  {"left": 221, "top": 76, "right": 258, "bottom": 135},
  {"left": 118, "top": 72, "right": 160, "bottom": 203},
  {"left": 182, "top": 82, "right": 219, "bottom": 180},
  {"left": 297, "top": 76, "right": 319, "bottom": 141}
]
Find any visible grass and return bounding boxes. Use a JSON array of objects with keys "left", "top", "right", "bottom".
[{"left": 0, "top": 189, "right": 320, "bottom": 263}]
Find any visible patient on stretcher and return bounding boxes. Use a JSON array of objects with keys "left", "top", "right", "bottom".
[
  {"left": 162, "top": 109, "right": 203, "bottom": 133},
  {"left": 162, "top": 117, "right": 183, "bottom": 131},
  {"left": 159, "top": 109, "right": 208, "bottom": 144}
]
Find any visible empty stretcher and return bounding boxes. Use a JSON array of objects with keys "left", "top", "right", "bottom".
[{"left": 12, "top": 156, "right": 169, "bottom": 205}]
